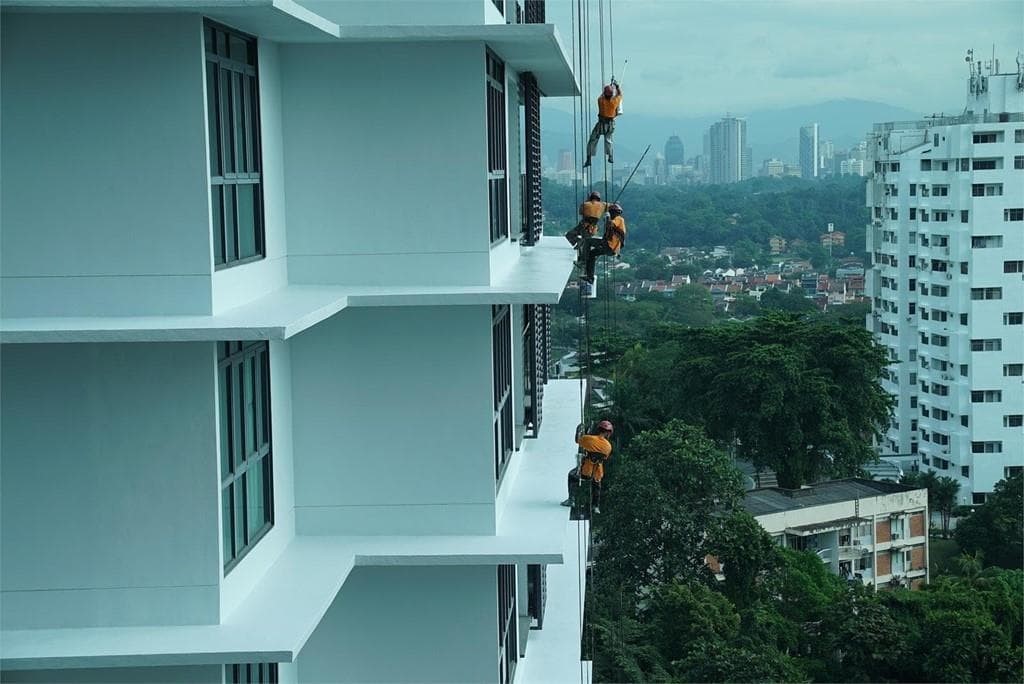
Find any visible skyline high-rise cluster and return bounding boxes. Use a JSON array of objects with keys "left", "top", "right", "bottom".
[
  {"left": 866, "top": 64, "right": 1024, "bottom": 504},
  {"left": 708, "top": 116, "right": 752, "bottom": 184}
]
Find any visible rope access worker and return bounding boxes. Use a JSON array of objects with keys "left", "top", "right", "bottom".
[
  {"left": 581, "top": 203, "right": 626, "bottom": 283},
  {"left": 582, "top": 80, "right": 622, "bottom": 168},
  {"left": 564, "top": 191, "right": 608, "bottom": 248},
  {"left": 561, "top": 420, "right": 613, "bottom": 514}
]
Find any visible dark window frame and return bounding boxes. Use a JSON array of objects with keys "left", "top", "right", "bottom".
[
  {"left": 492, "top": 305, "right": 514, "bottom": 483},
  {"left": 219, "top": 341, "right": 274, "bottom": 573},
  {"left": 498, "top": 564, "right": 518, "bottom": 684},
  {"left": 205, "top": 20, "right": 266, "bottom": 269},
  {"left": 228, "top": 663, "right": 279, "bottom": 684},
  {"left": 486, "top": 50, "right": 509, "bottom": 244}
]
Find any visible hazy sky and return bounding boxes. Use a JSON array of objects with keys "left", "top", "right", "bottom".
[{"left": 544, "top": 0, "right": 1023, "bottom": 118}]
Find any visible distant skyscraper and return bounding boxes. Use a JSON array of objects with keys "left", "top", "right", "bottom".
[
  {"left": 820, "top": 139, "right": 835, "bottom": 176},
  {"left": 800, "top": 123, "right": 819, "bottom": 179},
  {"left": 664, "top": 135, "right": 685, "bottom": 167},
  {"left": 708, "top": 116, "right": 749, "bottom": 184},
  {"left": 557, "top": 148, "right": 573, "bottom": 172}
]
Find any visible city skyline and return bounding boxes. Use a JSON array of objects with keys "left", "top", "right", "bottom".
[{"left": 544, "top": 0, "right": 1022, "bottom": 118}]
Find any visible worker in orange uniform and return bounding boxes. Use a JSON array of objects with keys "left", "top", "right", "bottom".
[
  {"left": 583, "top": 80, "right": 622, "bottom": 168},
  {"left": 561, "top": 420, "right": 613, "bottom": 514},
  {"left": 581, "top": 203, "right": 626, "bottom": 283},
  {"left": 564, "top": 190, "right": 608, "bottom": 248}
]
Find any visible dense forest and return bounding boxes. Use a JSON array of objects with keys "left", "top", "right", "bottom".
[{"left": 543, "top": 175, "right": 869, "bottom": 259}]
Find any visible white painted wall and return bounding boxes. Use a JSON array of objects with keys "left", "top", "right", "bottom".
[
  {"left": 210, "top": 40, "right": 289, "bottom": 314},
  {"left": 755, "top": 489, "right": 928, "bottom": 535},
  {"left": 219, "top": 341, "right": 297, "bottom": 619},
  {"left": 296, "top": 566, "right": 496, "bottom": 683},
  {"left": 289, "top": 306, "right": 496, "bottom": 535},
  {"left": 0, "top": 665, "right": 222, "bottom": 684},
  {"left": 279, "top": 42, "right": 495, "bottom": 287},
  {"left": 0, "top": 343, "right": 221, "bottom": 628},
  {"left": 298, "top": 0, "right": 504, "bottom": 26},
  {"left": 0, "top": 13, "right": 213, "bottom": 317}
]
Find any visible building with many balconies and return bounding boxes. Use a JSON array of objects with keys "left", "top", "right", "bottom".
[
  {"left": 742, "top": 479, "right": 930, "bottom": 590},
  {"left": 0, "top": 1, "right": 592, "bottom": 682},
  {"left": 865, "top": 59, "right": 1024, "bottom": 505}
]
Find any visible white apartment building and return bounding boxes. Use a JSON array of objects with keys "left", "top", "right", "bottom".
[
  {"left": 741, "top": 479, "right": 930, "bottom": 591},
  {"left": 0, "top": 2, "right": 591, "bottom": 682},
  {"left": 866, "top": 61, "right": 1024, "bottom": 505}
]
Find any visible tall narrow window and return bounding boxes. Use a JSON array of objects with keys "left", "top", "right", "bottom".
[
  {"left": 497, "top": 564, "right": 518, "bottom": 684},
  {"left": 492, "top": 305, "right": 513, "bottom": 482},
  {"left": 205, "top": 21, "right": 264, "bottom": 268},
  {"left": 487, "top": 51, "right": 509, "bottom": 243},
  {"left": 522, "top": 304, "right": 538, "bottom": 436},
  {"left": 219, "top": 341, "right": 273, "bottom": 571}
]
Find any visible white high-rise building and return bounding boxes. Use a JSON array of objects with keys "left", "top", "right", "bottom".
[
  {"left": 866, "top": 59, "right": 1024, "bottom": 505},
  {"left": 0, "top": 2, "right": 592, "bottom": 682},
  {"left": 708, "top": 116, "right": 750, "bottom": 184},
  {"left": 800, "top": 123, "right": 820, "bottom": 179}
]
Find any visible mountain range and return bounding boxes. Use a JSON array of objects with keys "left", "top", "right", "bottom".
[{"left": 541, "top": 98, "right": 929, "bottom": 169}]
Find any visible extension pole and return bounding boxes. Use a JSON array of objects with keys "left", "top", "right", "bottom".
[{"left": 613, "top": 144, "right": 651, "bottom": 203}]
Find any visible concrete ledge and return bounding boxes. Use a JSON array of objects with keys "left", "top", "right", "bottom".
[
  {"left": 1, "top": 0, "right": 341, "bottom": 41},
  {"left": 1, "top": 238, "right": 573, "bottom": 343}
]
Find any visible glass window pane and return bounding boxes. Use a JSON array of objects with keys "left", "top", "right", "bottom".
[
  {"left": 232, "top": 72, "right": 244, "bottom": 176},
  {"left": 212, "top": 186, "right": 224, "bottom": 265},
  {"left": 259, "top": 349, "right": 270, "bottom": 446},
  {"left": 222, "top": 484, "right": 233, "bottom": 563},
  {"left": 206, "top": 63, "right": 220, "bottom": 177},
  {"left": 224, "top": 185, "right": 237, "bottom": 262},
  {"left": 220, "top": 365, "right": 231, "bottom": 478},
  {"left": 243, "top": 355, "right": 255, "bottom": 457},
  {"left": 237, "top": 184, "right": 257, "bottom": 259},
  {"left": 204, "top": 26, "right": 215, "bottom": 52},
  {"left": 247, "top": 457, "right": 265, "bottom": 539},
  {"left": 216, "top": 29, "right": 228, "bottom": 57},
  {"left": 233, "top": 359, "right": 244, "bottom": 467},
  {"left": 219, "top": 68, "right": 234, "bottom": 173},
  {"left": 229, "top": 34, "right": 249, "bottom": 63},
  {"left": 248, "top": 75, "right": 260, "bottom": 172},
  {"left": 234, "top": 477, "right": 247, "bottom": 549}
]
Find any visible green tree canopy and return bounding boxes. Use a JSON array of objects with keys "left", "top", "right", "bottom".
[{"left": 955, "top": 473, "right": 1024, "bottom": 569}]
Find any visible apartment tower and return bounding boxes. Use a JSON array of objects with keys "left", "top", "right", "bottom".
[
  {"left": 866, "top": 58, "right": 1024, "bottom": 504},
  {"left": 800, "top": 123, "right": 820, "bottom": 179}
]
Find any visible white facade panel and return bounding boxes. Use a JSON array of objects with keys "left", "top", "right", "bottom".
[
  {"left": 0, "top": 343, "right": 221, "bottom": 628},
  {"left": 0, "top": 664, "right": 222, "bottom": 684},
  {"left": 0, "top": 13, "right": 214, "bottom": 316},
  {"left": 279, "top": 42, "right": 492, "bottom": 288},
  {"left": 296, "top": 565, "right": 496, "bottom": 683},
  {"left": 289, "top": 306, "right": 496, "bottom": 535}
]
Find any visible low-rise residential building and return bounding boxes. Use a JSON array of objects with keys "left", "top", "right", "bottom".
[
  {"left": 821, "top": 230, "right": 847, "bottom": 248},
  {"left": 769, "top": 236, "right": 788, "bottom": 255},
  {"left": 743, "top": 479, "right": 930, "bottom": 590}
]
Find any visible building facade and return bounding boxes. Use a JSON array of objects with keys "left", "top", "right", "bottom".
[
  {"left": 865, "top": 63, "right": 1024, "bottom": 504},
  {"left": 742, "top": 480, "right": 930, "bottom": 590},
  {"left": 708, "top": 116, "right": 751, "bottom": 184},
  {"left": 0, "top": 2, "right": 591, "bottom": 682},
  {"left": 800, "top": 122, "right": 820, "bottom": 179}
]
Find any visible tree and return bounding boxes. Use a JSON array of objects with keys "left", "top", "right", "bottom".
[
  {"left": 815, "top": 589, "right": 908, "bottom": 683},
  {"left": 920, "top": 609, "right": 1022, "bottom": 683},
  {"left": 596, "top": 421, "right": 744, "bottom": 598},
  {"left": 708, "top": 509, "right": 780, "bottom": 607},
  {"left": 956, "top": 473, "right": 1024, "bottom": 569},
  {"left": 933, "top": 475, "right": 961, "bottom": 537},
  {"left": 760, "top": 287, "right": 817, "bottom": 313}
]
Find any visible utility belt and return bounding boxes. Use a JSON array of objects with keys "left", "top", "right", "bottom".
[
  {"left": 581, "top": 216, "right": 600, "bottom": 225},
  {"left": 598, "top": 116, "right": 615, "bottom": 124},
  {"left": 584, "top": 451, "right": 605, "bottom": 464}
]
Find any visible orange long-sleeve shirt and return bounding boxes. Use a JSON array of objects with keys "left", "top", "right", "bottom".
[
  {"left": 604, "top": 216, "right": 627, "bottom": 254},
  {"left": 597, "top": 93, "right": 622, "bottom": 119}
]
